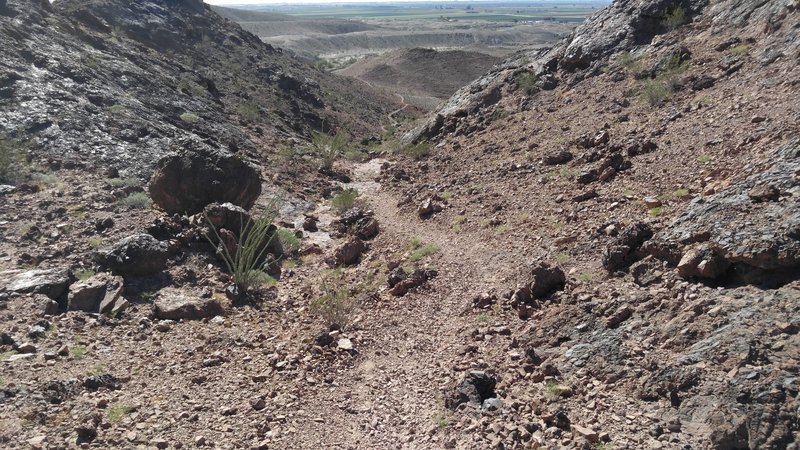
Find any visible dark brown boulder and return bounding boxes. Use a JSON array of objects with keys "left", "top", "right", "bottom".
[{"left": 149, "top": 149, "right": 261, "bottom": 215}]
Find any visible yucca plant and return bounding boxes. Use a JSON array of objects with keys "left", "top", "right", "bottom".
[
  {"left": 311, "top": 129, "right": 349, "bottom": 171},
  {"left": 204, "top": 198, "right": 282, "bottom": 294}
]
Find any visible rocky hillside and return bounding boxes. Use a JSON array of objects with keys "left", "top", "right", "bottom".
[
  {"left": 0, "top": 0, "right": 396, "bottom": 178},
  {"left": 386, "top": 0, "right": 799, "bottom": 447}
]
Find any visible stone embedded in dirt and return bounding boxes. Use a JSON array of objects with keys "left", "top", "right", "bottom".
[
  {"left": 643, "top": 197, "right": 662, "bottom": 208},
  {"left": 529, "top": 262, "right": 566, "bottom": 299},
  {"left": 471, "top": 292, "right": 497, "bottom": 309},
  {"left": 389, "top": 268, "right": 438, "bottom": 296},
  {"left": 17, "top": 342, "right": 37, "bottom": 353},
  {"left": 629, "top": 255, "right": 663, "bottom": 286},
  {"left": 748, "top": 184, "right": 780, "bottom": 202},
  {"left": 148, "top": 148, "right": 262, "bottom": 215},
  {"left": 153, "top": 288, "right": 224, "bottom": 320},
  {"left": 627, "top": 139, "right": 658, "bottom": 157},
  {"left": 418, "top": 197, "right": 444, "bottom": 218},
  {"left": 677, "top": 245, "right": 730, "bottom": 279},
  {"left": 573, "top": 189, "right": 598, "bottom": 202},
  {"left": 602, "top": 222, "right": 653, "bottom": 272},
  {"left": 68, "top": 273, "right": 124, "bottom": 313},
  {"left": 302, "top": 215, "right": 319, "bottom": 232},
  {"left": 577, "top": 169, "right": 598, "bottom": 185},
  {"left": 573, "top": 424, "right": 599, "bottom": 443},
  {"left": 606, "top": 304, "right": 633, "bottom": 328},
  {"left": 691, "top": 75, "right": 715, "bottom": 91},
  {"left": 592, "top": 129, "right": 610, "bottom": 147},
  {"left": 7, "top": 268, "right": 72, "bottom": 300},
  {"left": 542, "top": 150, "right": 573, "bottom": 165},
  {"left": 327, "top": 238, "right": 367, "bottom": 267},
  {"left": 337, "top": 338, "right": 353, "bottom": 350},
  {"left": 445, "top": 371, "right": 497, "bottom": 410},
  {"left": 95, "top": 234, "right": 169, "bottom": 276},
  {"left": 356, "top": 217, "right": 380, "bottom": 240}
]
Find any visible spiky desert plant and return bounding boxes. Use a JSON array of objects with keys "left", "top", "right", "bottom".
[{"left": 204, "top": 197, "right": 281, "bottom": 293}]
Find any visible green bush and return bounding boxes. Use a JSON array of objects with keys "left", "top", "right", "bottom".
[
  {"left": 312, "top": 129, "right": 349, "bottom": 171},
  {"left": 204, "top": 198, "right": 281, "bottom": 294},
  {"left": 236, "top": 101, "right": 259, "bottom": 122},
  {"left": 401, "top": 142, "right": 432, "bottom": 160},
  {"left": 118, "top": 192, "right": 151, "bottom": 210},
  {"left": 516, "top": 72, "right": 539, "bottom": 95},
  {"left": 276, "top": 227, "right": 301, "bottom": 254},
  {"left": 331, "top": 188, "right": 360, "bottom": 213},
  {"left": 0, "top": 133, "right": 22, "bottom": 183},
  {"left": 663, "top": 6, "right": 687, "bottom": 30},
  {"left": 180, "top": 112, "right": 200, "bottom": 124},
  {"left": 407, "top": 240, "right": 440, "bottom": 262},
  {"left": 107, "top": 177, "right": 141, "bottom": 188},
  {"left": 641, "top": 81, "right": 670, "bottom": 106},
  {"left": 311, "top": 269, "right": 358, "bottom": 330}
]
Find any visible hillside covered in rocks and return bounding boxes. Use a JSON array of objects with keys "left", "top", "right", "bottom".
[{"left": 1, "top": 0, "right": 798, "bottom": 449}]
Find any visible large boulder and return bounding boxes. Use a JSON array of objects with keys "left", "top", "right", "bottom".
[
  {"left": 7, "top": 268, "right": 72, "bottom": 300},
  {"left": 154, "top": 288, "right": 223, "bottom": 320},
  {"left": 94, "top": 234, "right": 168, "bottom": 276},
  {"left": 149, "top": 149, "right": 261, "bottom": 215}
]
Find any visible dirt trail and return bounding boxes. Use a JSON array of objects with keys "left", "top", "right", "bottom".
[{"left": 303, "top": 159, "right": 517, "bottom": 448}]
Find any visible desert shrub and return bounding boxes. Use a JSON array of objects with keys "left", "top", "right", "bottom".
[
  {"left": 344, "top": 148, "right": 369, "bottom": 162},
  {"left": 180, "top": 112, "right": 200, "bottom": 124},
  {"left": 648, "top": 206, "right": 664, "bottom": 217},
  {"left": 107, "top": 404, "right": 132, "bottom": 423},
  {"left": 272, "top": 144, "right": 297, "bottom": 171},
  {"left": 109, "top": 104, "right": 127, "bottom": 115},
  {"left": 407, "top": 239, "right": 440, "bottom": 262},
  {"left": 236, "top": 101, "right": 259, "bottom": 122},
  {"left": 312, "top": 129, "right": 348, "bottom": 171},
  {"left": 663, "top": 6, "right": 687, "bottom": 30},
  {"left": 641, "top": 81, "right": 670, "bottom": 106},
  {"left": 30, "top": 172, "right": 58, "bottom": 188},
  {"left": 331, "top": 188, "right": 360, "bottom": 213},
  {"left": 730, "top": 44, "right": 749, "bottom": 55},
  {"left": 401, "top": 142, "right": 432, "bottom": 160},
  {"left": 118, "top": 192, "right": 151, "bottom": 210},
  {"left": 0, "top": 133, "right": 22, "bottom": 183},
  {"left": 619, "top": 52, "right": 643, "bottom": 72},
  {"left": 311, "top": 269, "right": 358, "bottom": 330},
  {"left": 276, "top": 227, "right": 301, "bottom": 254},
  {"left": 516, "top": 72, "right": 539, "bottom": 94},
  {"left": 315, "top": 58, "right": 334, "bottom": 71},
  {"left": 107, "top": 177, "right": 141, "bottom": 188},
  {"left": 204, "top": 198, "right": 281, "bottom": 294}
]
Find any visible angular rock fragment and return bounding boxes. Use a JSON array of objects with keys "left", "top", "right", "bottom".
[
  {"left": 95, "top": 234, "right": 168, "bottom": 276},
  {"left": 153, "top": 288, "right": 224, "bottom": 320},
  {"left": 8, "top": 268, "right": 72, "bottom": 300}
]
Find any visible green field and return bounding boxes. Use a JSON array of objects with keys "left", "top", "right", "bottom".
[{"left": 250, "top": 2, "right": 606, "bottom": 23}]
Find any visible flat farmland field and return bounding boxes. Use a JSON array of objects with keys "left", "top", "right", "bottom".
[{"left": 261, "top": 2, "right": 602, "bottom": 23}]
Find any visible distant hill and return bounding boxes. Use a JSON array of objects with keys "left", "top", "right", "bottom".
[{"left": 339, "top": 48, "right": 502, "bottom": 108}]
